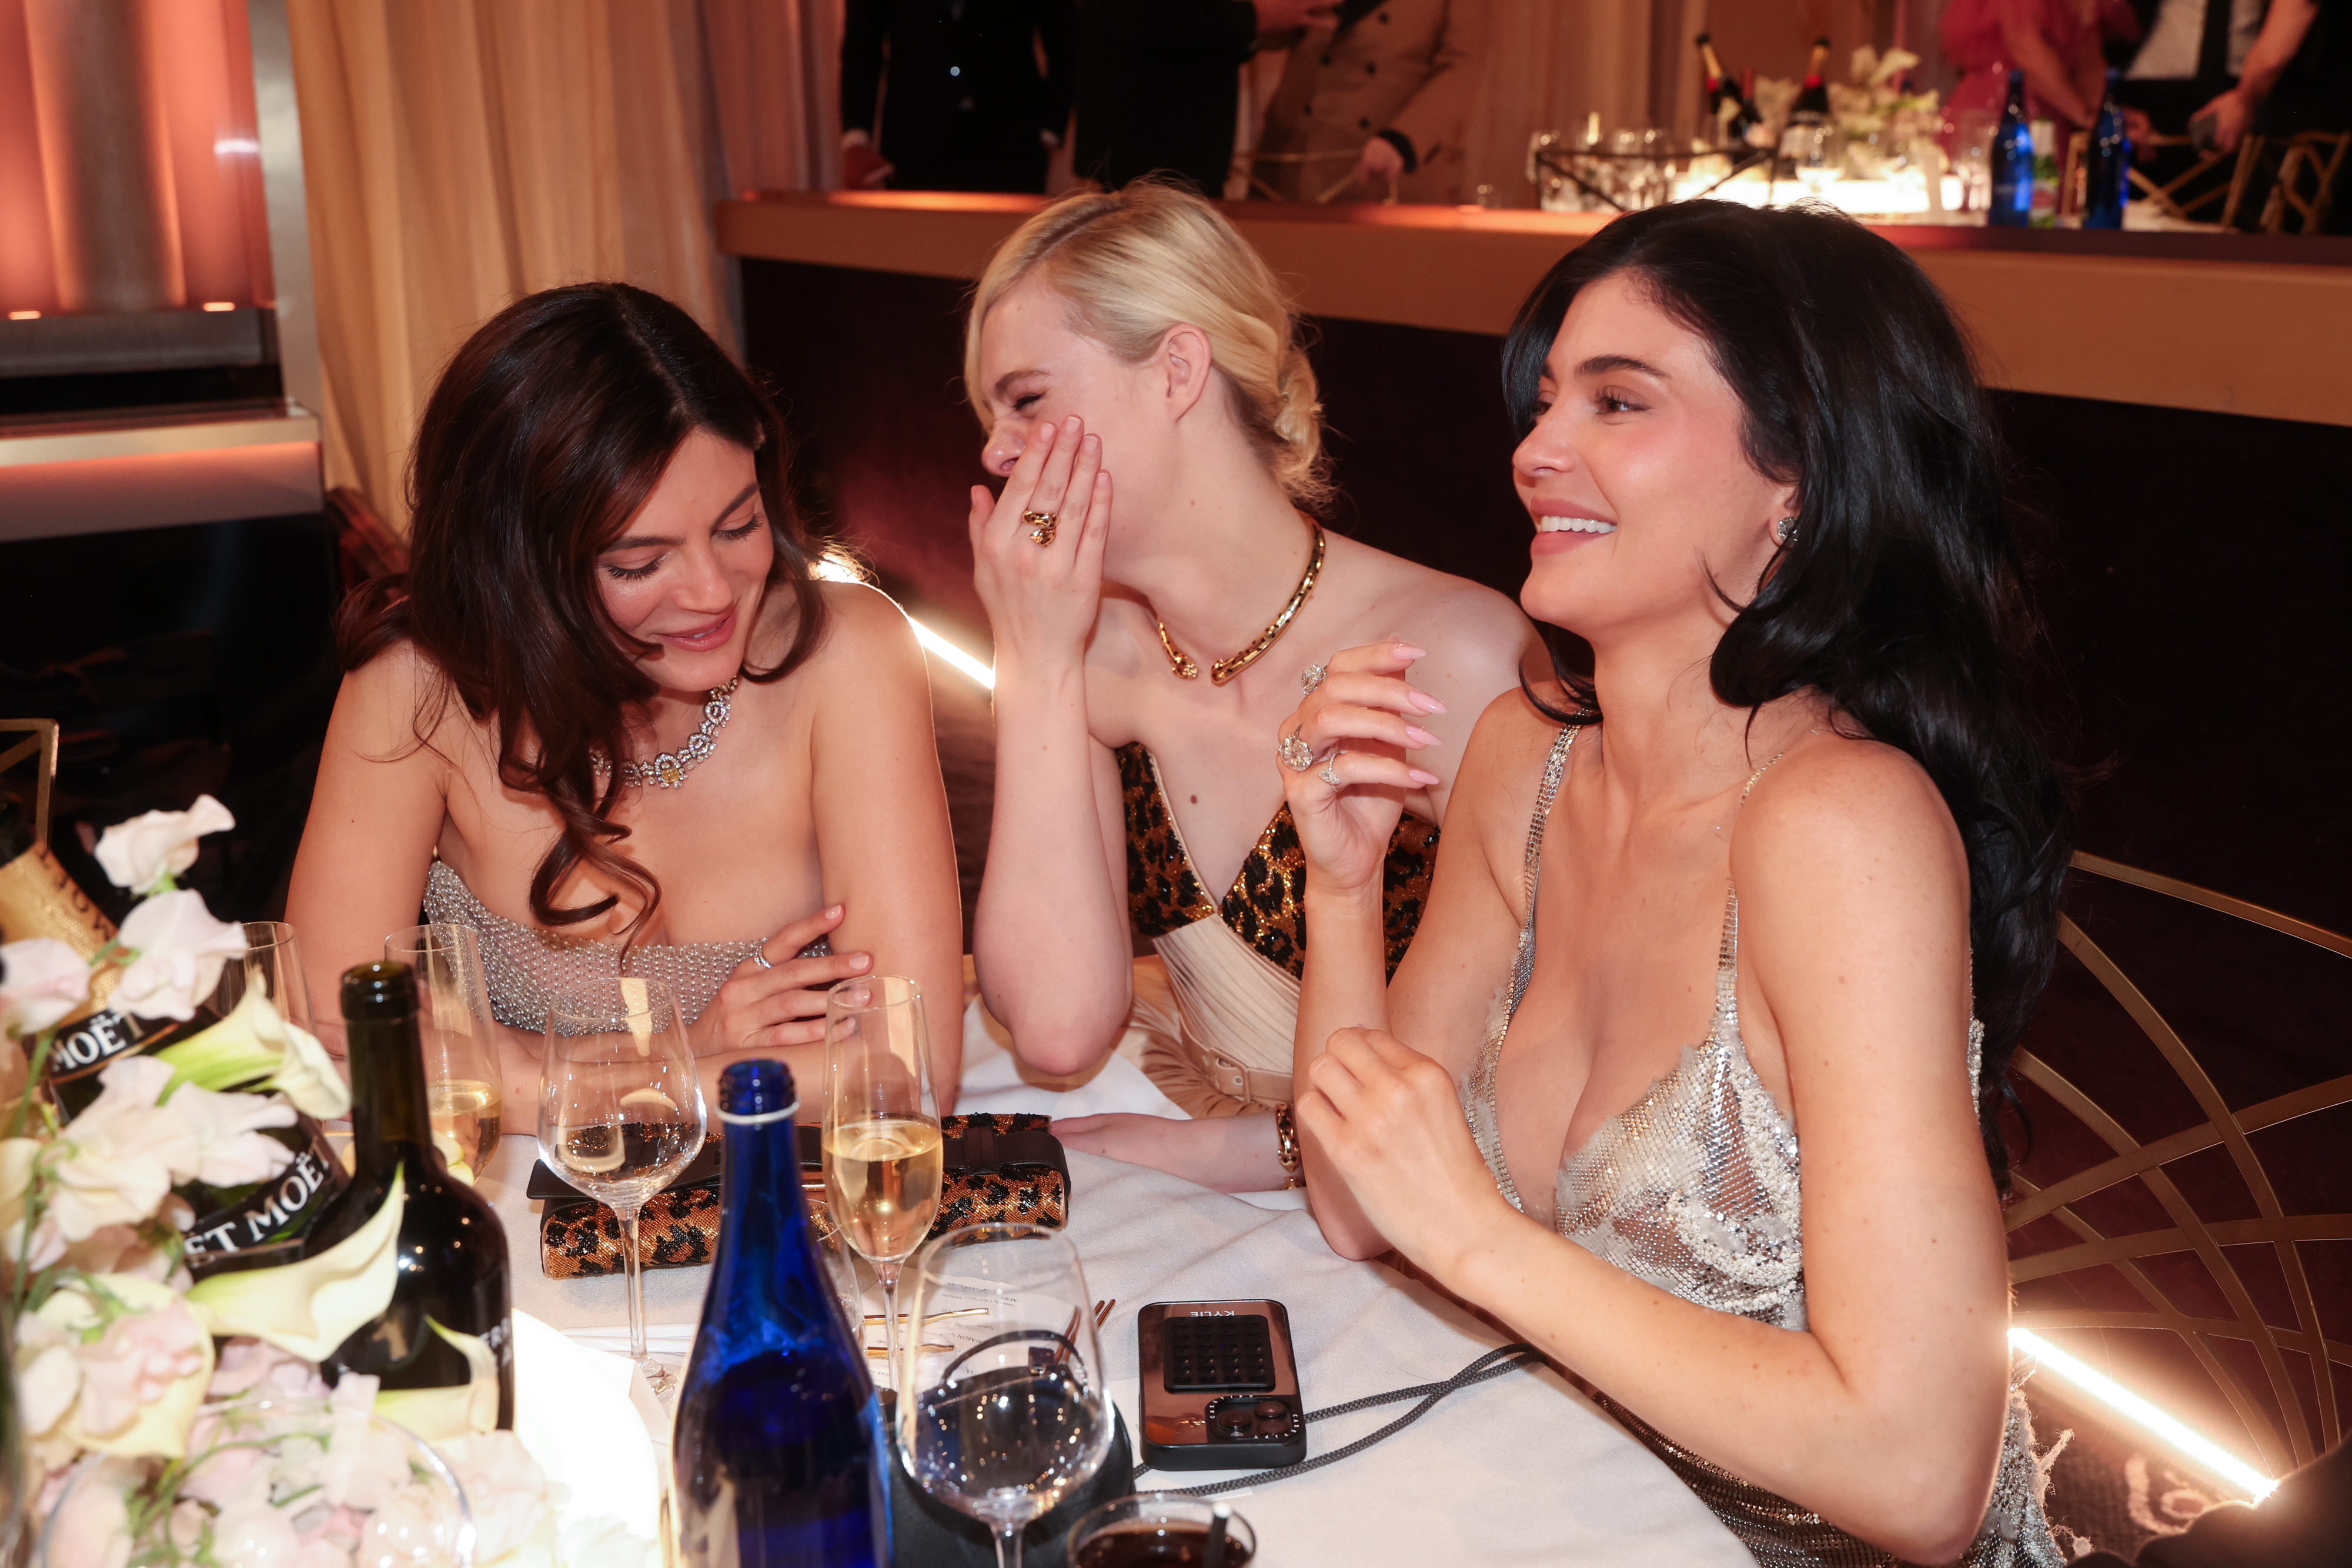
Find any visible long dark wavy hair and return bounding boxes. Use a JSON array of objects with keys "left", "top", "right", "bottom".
[
  {"left": 339, "top": 282, "right": 830, "bottom": 945},
  {"left": 1502, "top": 201, "right": 2072, "bottom": 1185}
]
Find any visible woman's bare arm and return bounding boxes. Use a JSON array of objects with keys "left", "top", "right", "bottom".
[
  {"left": 969, "top": 419, "right": 1136, "bottom": 1074},
  {"left": 1997, "top": 0, "right": 2095, "bottom": 124},
  {"left": 1298, "top": 744, "right": 2010, "bottom": 1561},
  {"left": 286, "top": 648, "right": 453, "bottom": 1058},
  {"left": 794, "top": 584, "right": 969, "bottom": 1104}
]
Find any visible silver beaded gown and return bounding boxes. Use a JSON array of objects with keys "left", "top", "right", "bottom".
[
  {"left": 1459, "top": 726, "right": 2064, "bottom": 1568},
  {"left": 422, "top": 859, "right": 823, "bottom": 1032}
]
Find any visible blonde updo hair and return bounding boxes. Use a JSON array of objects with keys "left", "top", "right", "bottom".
[{"left": 964, "top": 182, "right": 1330, "bottom": 510}]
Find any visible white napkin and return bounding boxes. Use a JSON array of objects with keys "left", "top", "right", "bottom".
[{"left": 512, "top": 1309, "right": 663, "bottom": 1541}]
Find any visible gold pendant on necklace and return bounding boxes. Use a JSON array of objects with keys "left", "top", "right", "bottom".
[{"left": 1159, "top": 527, "right": 1324, "bottom": 687}]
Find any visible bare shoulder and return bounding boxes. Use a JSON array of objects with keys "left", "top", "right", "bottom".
[
  {"left": 333, "top": 638, "right": 462, "bottom": 760},
  {"left": 799, "top": 580, "right": 924, "bottom": 683},
  {"left": 1366, "top": 551, "right": 1538, "bottom": 674},
  {"left": 1731, "top": 731, "right": 1966, "bottom": 894},
  {"left": 1449, "top": 686, "right": 1577, "bottom": 845}
]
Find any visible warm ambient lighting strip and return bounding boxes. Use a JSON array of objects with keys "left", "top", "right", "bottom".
[
  {"left": 814, "top": 556, "right": 995, "bottom": 689},
  {"left": 2009, "top": 1328, "right": 2278, "bottom": 1500},
  {"left": 909, "top": 618, "right": 994, "bottom": 690}
]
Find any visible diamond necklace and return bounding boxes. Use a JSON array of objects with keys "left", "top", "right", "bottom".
[
  {"left": 1157, "top": 524, "right": 1325, "bottom": 686},
  {"left": 591, "top": 677, "right": 740, "bottom": 789}
]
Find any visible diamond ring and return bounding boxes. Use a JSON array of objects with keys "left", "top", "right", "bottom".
[
  {"left": 1277, "top": 726, "right": 1317, "bottom": 773},
  {"left": 1318, "top": 749, "right": 1345, "bottom": 787},
  {"left": 1300, "top": 661, "right": 1328, "bottom": 696},
  {"left": 750, "top": 950, "right": 774, "bottom": 971}
]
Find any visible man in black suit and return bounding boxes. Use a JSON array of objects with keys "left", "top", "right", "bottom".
[
  {"left": 841, "top": 0, "right": 1078, "bottom": 193},
  {"left": 1074, "top": 0, "right": 1337, "bottom": 196}
]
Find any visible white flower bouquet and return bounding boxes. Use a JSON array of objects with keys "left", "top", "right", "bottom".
[{"left": 0, "top": 800, "right": 652, "bottom": 1566}]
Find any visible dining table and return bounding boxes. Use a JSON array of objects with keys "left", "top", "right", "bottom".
[{"left": 479, "top": 1004, "right": 1753, "bottom": 1567}]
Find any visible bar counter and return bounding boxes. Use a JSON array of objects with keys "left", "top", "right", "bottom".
[{"left": 718, "top": 192, "right": 2352, "bottom": 430}]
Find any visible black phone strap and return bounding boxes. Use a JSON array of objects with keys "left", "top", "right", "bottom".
[{"left": 1145, "top": 1342, "right": 1544, "bottom": 1499}]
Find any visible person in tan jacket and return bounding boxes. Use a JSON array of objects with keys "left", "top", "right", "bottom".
[{"left": 1252, "top": 0, "right": 1489, "bottom": 205}]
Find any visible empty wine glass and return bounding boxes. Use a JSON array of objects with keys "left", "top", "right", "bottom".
[
  {"left": 386, "top": 923, "right": 503, "bottom": 1179},
  {"left": 898, "top": 1225, "right": 1114, "bottom": 1568},
  {"left": 823, "top": 975, "right": 943, "bottom": 1388},
  {"left": 213, "top": 920, "right": 317, "bottom": 1036},
  {"left": 541, "top": 976, "right": 708, "bottom": 1396}
]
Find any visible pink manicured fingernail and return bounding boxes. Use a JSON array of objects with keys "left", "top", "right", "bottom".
[
  {"left": 827, "top": 904, "right": 844, "bottom": 917},
  {"left": 1411, "top": 690, "right": 1448, "bottom": 714},
  {"left": 1409, "top": 768, "right": 1442, "bottom": 787},
  {"left": 849, "top": 952, "right": 871, "bottom": 969},
  {"left": 1392, "top": 643, "right": 1427, "bottom": 660},
  {"left": 1405, "top": 726, "right": 1439, "bottom": 748}
]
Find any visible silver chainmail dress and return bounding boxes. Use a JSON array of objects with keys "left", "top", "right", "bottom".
[
  {"left": 422, "top": 859, "right": 824, "bottom": 1032},
  {"left": 1460, "top": 726, "right": 2064, "bottom": 1568}
]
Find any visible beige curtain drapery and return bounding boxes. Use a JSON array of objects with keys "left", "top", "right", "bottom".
[{"left": 288, "top": 0, "right": 753, "bottom": 529}]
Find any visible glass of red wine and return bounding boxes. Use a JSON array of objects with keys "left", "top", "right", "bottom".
[{"left": 1068, "top": 1494, "right": 1256, "bottom": 1567}]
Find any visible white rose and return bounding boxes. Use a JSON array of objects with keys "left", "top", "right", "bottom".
[
  {"left": 0, "top": 937, "right": 91, "bottom": 1037},
  {"left": 92, "top": 795, "right": 236, "bottom": 893},
  {"left": 113, "top": 891, "right": 247, "bottom": 1022}
]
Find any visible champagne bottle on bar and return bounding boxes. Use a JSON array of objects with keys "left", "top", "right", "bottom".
[
  {"left": 1696, "top": 34, "right": 1731, "bottom": 144},
  {"left": 2084, "top": 68, "right": 2129, "bottom": 228},
  {"left": 1989, "top": 69, "right": 2034, "bottom": 226},
  {"left": 675, "top": 1059, "right": 888, "bottom": 1567},
  {"left": 306, "top": 962, "right": 513, "bottom": 1437},
  {"left": 1794, "top": 38, "right": 1832, "bottom": 119}
]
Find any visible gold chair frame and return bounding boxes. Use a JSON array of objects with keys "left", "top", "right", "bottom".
[
  {"left": 0, "top": 719, "right": 61, "bottom": 845},
  {"left": 2259, "top": 131, "right": 2350, "bottom": 235},
  {"left": 2006, "top": 852, "right": 2352, "bottom": 1476},
  {"left": 2089, "top": 132, "right": 2264, "bottom": 226}
]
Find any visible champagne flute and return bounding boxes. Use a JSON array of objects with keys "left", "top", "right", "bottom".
[
  {"left": 541, "top": 977, "right": 707, "bottom": 1396},
  {"left": 822, "top": 975, "right": 942, "bottom": 1387},
  {"left": 386, "top": 923, "right": 503, "bottom": 1177},
  {"left": 898, "top": 1224, "right": 1115, "bottom": 1568}
]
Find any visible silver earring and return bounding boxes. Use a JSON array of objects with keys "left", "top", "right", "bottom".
[{"left": 1773, "top": 516, "right": 1798, "bottom": 547}]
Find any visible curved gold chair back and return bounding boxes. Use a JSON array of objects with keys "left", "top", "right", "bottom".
[{"left": 2007, "top": 852, "right": 2352, "bottom": 1476}]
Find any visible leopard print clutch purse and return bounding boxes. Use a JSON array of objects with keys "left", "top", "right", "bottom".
[{"left": 536, "top": 1112, "right": 1071, "bottom": 1279}]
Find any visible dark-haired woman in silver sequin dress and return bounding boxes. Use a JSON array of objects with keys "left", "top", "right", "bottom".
[{"left": 1270, "top": 202, "right": 2074, "bottom": 1565}]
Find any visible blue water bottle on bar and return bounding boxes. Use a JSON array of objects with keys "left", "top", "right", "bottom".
[
  {"left": 674, "top": 1061, "right": 889, "bottom": 1567},
  {"left": 1990, "top": 68, "right": 2034, "bottom": 226},
  {"left": 2084, "top": 68, "right": 2129, "bottom": 228}
]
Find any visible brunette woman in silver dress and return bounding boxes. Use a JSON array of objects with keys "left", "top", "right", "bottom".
[{"left": 1277, "top": 203, "right": 2073, "bottom": 1565}]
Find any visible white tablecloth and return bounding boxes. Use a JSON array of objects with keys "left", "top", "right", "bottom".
[{"left": 479, "top": 1011, "right": 1750, "bottom": 1566}]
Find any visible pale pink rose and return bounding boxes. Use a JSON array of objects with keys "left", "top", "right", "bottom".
[
  {"left": 208, "top": 1337, "right": 332, "bottom": 1401},
  {"left": 71, "top": 1298, "right": 209, "bottom": 1437},
  {"left": 210, "top": 1496, "right": 305, "bottom": 1566},
  {"left": 113, "top": 891, "right": 247, "bottom": 1022},
  {"left": 0, "top": 937, "right": 91, "bottom": 1037},
  {"left": 45, "top": 1455, "right": 138, "bottom": 1568},
  {"left": 92, "top": 795, "right": 236, "bottom": 892},
  {"left": 439, "top": 1430, "right": 554, "bottom": 1562},
  {"left": 179, "top": 1437, "right": 268, "bottom": 1507}
]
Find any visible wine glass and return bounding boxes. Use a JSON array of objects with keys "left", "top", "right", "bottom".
[
  {"left": 898, "top": 1225, "right": 1114, "bottom": 1568},
  {"left": 540, "top": 977, "right": 708, "bottom": 1396},
  {"left": 213, "top": 920, "right": 317, "bottom": 1036},
  {"left": 386, "top": 923, "right": 503, "bottom": 1179},
  {"left": 822, "top": 975, "right": 943, "bottom": 1386}
]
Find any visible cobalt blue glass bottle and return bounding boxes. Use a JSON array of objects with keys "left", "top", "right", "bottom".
[
  {"left": 1990, "top": 68, "right": 2034, "bottom": 226},
  {"left": 2084, "top": 68, "right": 2129, "bottom": 228},
  {"left": 674, "top": 1061, "right": 889, "bottom": 1567}
]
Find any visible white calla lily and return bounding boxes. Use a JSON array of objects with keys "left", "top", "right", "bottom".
[
  {"left": 372, "top": 1318, "right": 502, "bottom": 1443},
  {"left": 92, "top": 795, "right": 236, "bottom": 894},
  {"left": 154, "top": 986, "right": 351, "bottom": 1119},
  {"left": 186, "top": 1172, "right": 406, "bottom": 1361}
]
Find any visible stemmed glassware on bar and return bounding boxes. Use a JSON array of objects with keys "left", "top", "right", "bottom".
[
  {"left": 821, "top": 975, "right": 943, "bottom": 1386},
  {"left": 897, "top": 1224, "right": 1115, "bottom": 1568},
  {"left": 385, "top": 922, "right": 503, "bottom": 1176},
  {"left": 540, "top": 975, "right": 707, "bottom": 1396}
]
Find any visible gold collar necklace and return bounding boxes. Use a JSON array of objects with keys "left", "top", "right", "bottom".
[{"left": 1156, "top": 524, "right": 1325, "bottom": 687}]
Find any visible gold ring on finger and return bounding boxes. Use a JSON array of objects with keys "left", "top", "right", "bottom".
[
  {"left": 1023, "top": 510, "right": 1059, "bottom": 546},
  {"left": 1318, "top": 748, "right": 1345, "bottom": 788}
]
